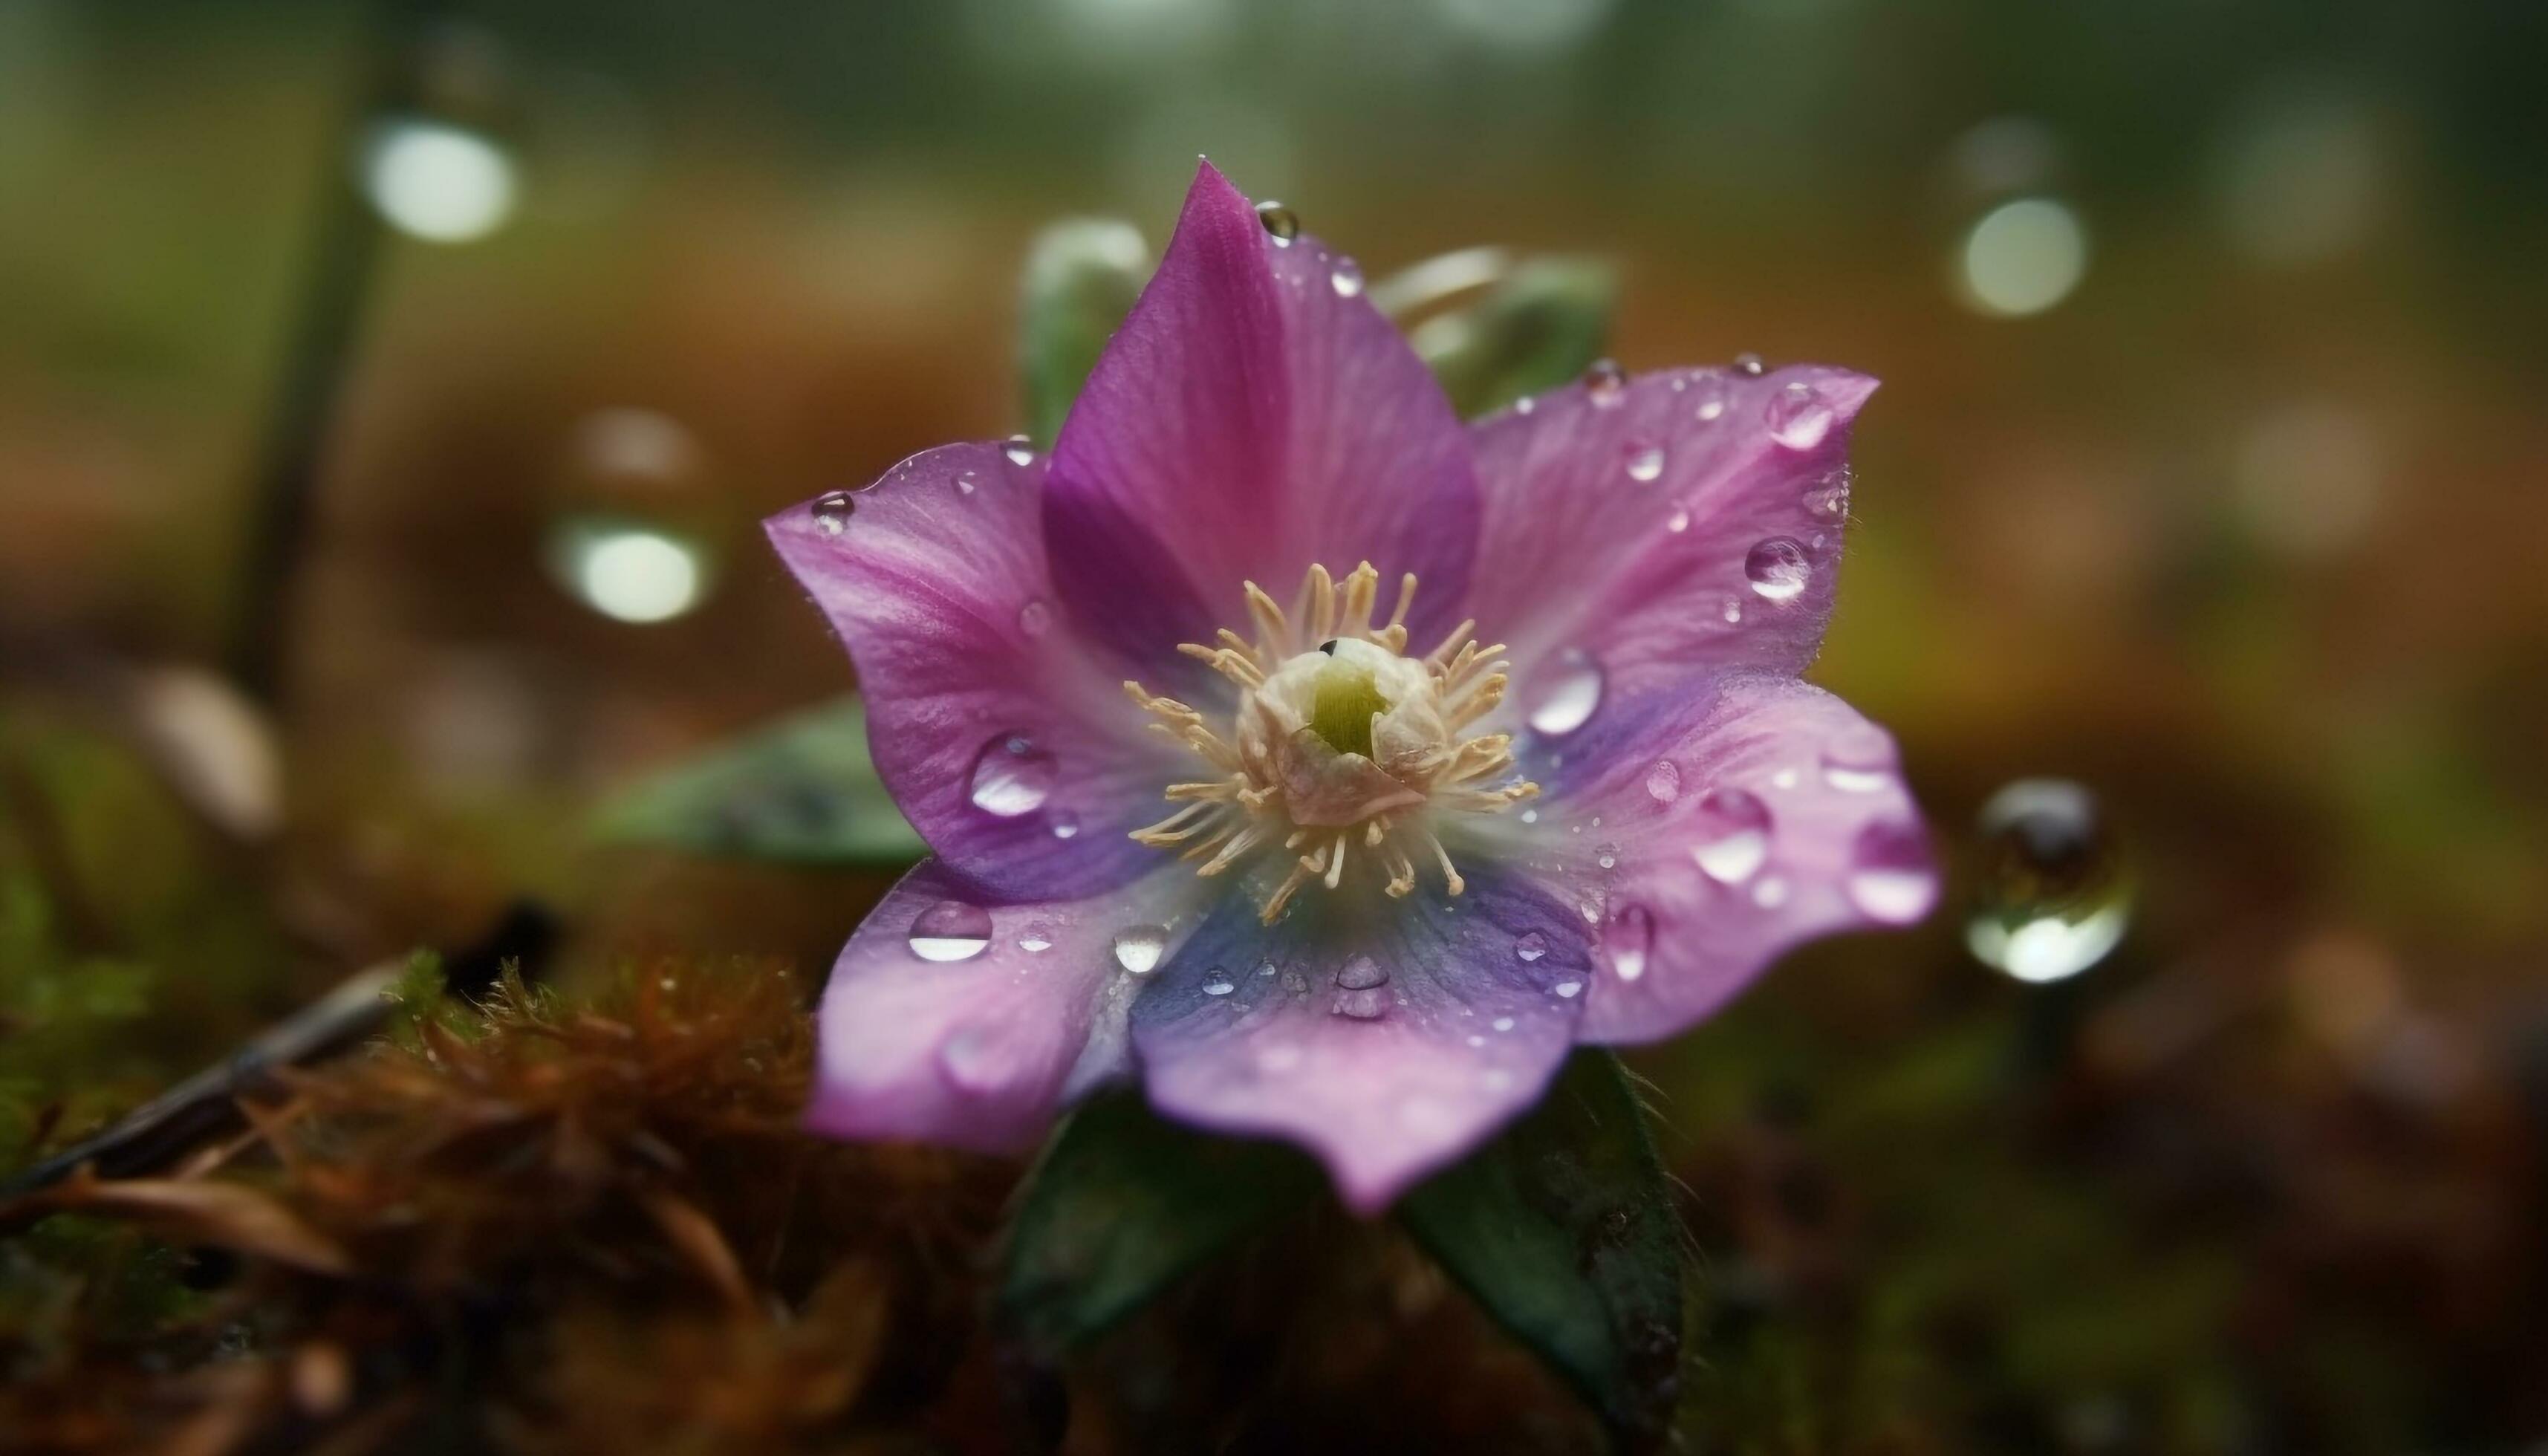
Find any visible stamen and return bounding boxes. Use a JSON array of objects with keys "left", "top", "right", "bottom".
[{"left": 1124, "top": 562, "right": 1535, "bottom": 922}]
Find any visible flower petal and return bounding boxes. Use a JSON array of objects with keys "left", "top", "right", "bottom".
[
  {"left": 1128, "top": 870, "right": 1591, "bottom": 1214},
  {"left": 1042, "top": 160, "right": 1480, "bottom": 675},
  {"left": 805, "top": 859, "right": 1209, "bottom": 1152},
  {"left": 1475, "top": 670, "right": 1934, "bottom": 1044},
  {"left": 765, "top": 443, "right": 1179, "bottom": 902},
  {"left": 1466, "top": 364, "right": 1876, "bottom": 717}
]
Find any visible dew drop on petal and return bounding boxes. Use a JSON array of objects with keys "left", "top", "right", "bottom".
[
  {"left": 1254, "top": 200, "right": 1299, "bottom": 244},
  {"left": 1582, "top": 357, "right": 1626, "bottom": 406},
  {"left": 1604, "top": 902, "right": 1655, "bottom": 981},
  {"left": 1966, "top": 779, "right": 2131, "bottom": 984},
  {"left": 1667, "top": 508, "right": 1691, "bottom": 533},
  {"left": 908, "top": 900, "right": 992, "bottom": 962},
  {"left": 1336, "top": 954, "right": 1388, "bottom": 989},
  {"left": 1017, "top": 598, "right": 1052, "bottom": 637},
  {"left": 1111, "top": 924, "right": 1167, "bottom": 974},
  {"left": 968, "top": 735, "right": 1056, "bottom": 816},
  {"left": 1645, "top": 760, "right": 1682, "bottom": 805},
  {"left": 1625, "top": 442, "right": 1665, "bottom": 482},
  {"left": 1524, "top": 649, "right": 1605, "bottom": 736},
  {"left": 1846, "top": 819, "right": 1939, "bottom": 924},
  {"left": 1820, "top": 724, "right": 1896, "bottom": 793},
  {"left": 1752, "top": 874, "right": 1790, "bottom": 909},
  {"left": 1331, "top": 987, "right": 1389, "bottom": 1020},
  {"left": 1329, "top": 257, "right": 1363, "bottom": 296},
  {"left": 1733, "top": 351, "right": 1765, "bottom": 376},
  {"left": 1803, "top": 469, "right": 1851, "bottom": 522},
  {"left": 1281, "top": 967, "right": 1310, "bottom": 995},
  {"left": 1515, "top": 931, "right": 1548, "bottom": 963},
  {"left": 938, "top": 1026, "right": 1004, "bottom": 1090},
  {"left": 1743, "top": 537, "right": 1812, "bottom": 602},
  {"left": 1015, "top": 923, "right": 1055, "bottom": 954},
  {"left": 1554, "top": 980, "right": 1584, "bottom": 998},
  {"left": 1203, "top": 971, "right": 1237, "bottom": 997},
  {"left": 1765, "top": 381, "right": 1835, "bottom": 449},
  {"left": 1002, "top": 435, "right": 1036, "bottom": 467},
  {"left": 1691, "top": 373, "right": 1728, "bottom": 421},
  {"left": 809, "top": 491, "right": 855, "bottom": 536},
  {"left": 1691, "top": 788, "right": 1772, "bottom": 884},
  {"left": 1595, "top": 842, "right": 1620, "bottom": 870},
  {"left": 1492, "top": 1015, "right": 1516, "bottom": 1032},
  {"left": 953, "top": 470, "right": 978, "bottom": 497},
  {"left": 1049, "top": 813, "right": 1080, "bottom": 839}
]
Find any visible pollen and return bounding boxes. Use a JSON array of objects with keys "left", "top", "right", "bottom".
[{"left": 1124, "top": 561, "right": 1539, "bottom": 923}]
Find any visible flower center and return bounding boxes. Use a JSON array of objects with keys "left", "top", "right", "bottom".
[{"left": 1124, "top": 562, "right": 1539, "bottom": 923}]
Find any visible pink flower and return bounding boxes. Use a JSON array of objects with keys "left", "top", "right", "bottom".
[{"left": 766, "top": 163, "right": 1934, "bottom": 1213}]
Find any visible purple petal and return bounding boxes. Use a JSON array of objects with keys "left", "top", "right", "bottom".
[
  {"left": 1474, "top": 670, "right": 1934, "bottom": 1044},
  {"left": 1466, "top": 364, "right": 1876, "bottom": 725},
  {"left": 1043, "top": 160, "right": 1480, "bottom": 674},
  {"left": 1128, "top": 869, "right": 1590, "bottom": 1214},
  {"left": 765, "top": 443, "right": 1180, "bottom": 902},
  {"left": 806, "top": 859, "right": 1211, "bottom": 1153}
]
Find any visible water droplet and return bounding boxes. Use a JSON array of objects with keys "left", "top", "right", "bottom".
[
  {"left": 1524, "top": 650, "right": 1605, "bottom": 736},
  {"left": 1336, "top": 955, "right": 1388, "bottom": 990},
  {"left": 1515, "top": 396, "right": 1536, "bottom": 415},
  {"left": 1802, "top": 469, "right": 1850, "bottom": 522},
  {"left": 1846, "top": 819, "right": 1937, "bottom": 924},
  {"left": 1466, "top": 1033, "right": 1488, "bottom": 1048},
  {"left": 1280, "top": 967, "right": 1310, "bottom": 995},
  {"left": 954, "top": 470, "right": 978, "bottom": 496},
  {"left": 968, "top": 735, "right": 1056, "bottom": 816},
  {"left": 1692, "top": 373, "right": 1729, "bottom": 421},
  {"left": 1721, "top": 597, "right": 1743, "bottom": 624},
  {"left": 1645, "top": 761, "right": 1682, "bottom": 805},
  {"left": 1820, "top": 724, "right": 1896, "bottom": 793},
  {"left": 1583, "top": 357, "right": 1626, "bottom": 406},
  {"left": 362, "top": 117, "right": 518, "bottom": 243},
  {"left": 1771, "top": 766, "right": 1801, "bottom": 790},
  {"left": 939, "top": 1026, "right": 1005, "bottom": 1090},
  {"left": 1549, "top": 980, "right": 1580, "bottom": 999},
  {"left": 1331, "top": 987, "right": 1388, "bottom": 1020},
  {"left": 1203, "top": 972, "right": 1236, "bottom": 997},
  {"left": 1492, "top": 1016, "right": 1516, "bottom": 1033},
  {"left": 1765, "top": 381, "right": 1834, "bottom": 449},
  {"left": 1752, "top": 875, "right": 1790, "bottom": 909},
  {"left": 1966, "top": 779, "right": 2131, "bottom": 984},
  {"left": 1515, "top": 931, "right": 1548, "bottom": 963},
  {"left": 1691, "top": 788, "right": 1772, "bottom": 883},
  {"left": 1744, "top": 537, "right": 1812, "bottom": 602},
  {"left": 1667, "top": 508, "right": 1691, "bottom": 533},
  {"left": 1329, "top": 257, "right": 1363, "bottom": 296},
  {"left": 1733, "top": 351, "right": 1765, "bottom": 376},
  {"left": 1111, "top": 924, "right": 1167, "bottom": 974},
  {"left": 1605, "top": 903, "right": 1655, "bottom": 981},
  {"left": 1002, "top": 435, "right": 1036, "bottom": 467},
  {"left": 1520, "top": 807, "right": 1540, "bottom": 825},
  {"left": 1018, "top": 598, "right": 1052, "bottom": 636},
  {"left": 1595, "top": 842, "right": 1620, "bottom": 870},
  {"left": 1050, "top": 813, "right": 1080, "bottom": 839},
  {"left": 1016, "top": 923, "right": 1055, "bottom": 954},
  {"left": 1624, "top": 443, "right": 1665, "bottom": 482},
  {"left": 810, "top": 491, "right": 856, "bottom": 536},
  {"left": 908, "top": 900, "right": 992, "bottom": 962},
  {"left": 1255, "top": 200, "right": 1299, "bottom": 244}
]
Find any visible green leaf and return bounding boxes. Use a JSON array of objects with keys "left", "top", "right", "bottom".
[
  {"left": 1385, "top": 253, "right": 1618, "bottom": 418},
  {"left": 1398, "top": 1050, "right": 1685, "bottom": 1448},
  {"left": 590, "top": 696, "right": 926, "bottom": 866},
  {"left": 1018, "top": 217, "right": 1151, "bottom": 447},
  {"left": 998, "top": 1089, "right": 1322, "bottom": 1356}
]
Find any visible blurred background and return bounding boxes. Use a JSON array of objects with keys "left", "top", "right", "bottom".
[{"left": 4, "top": 0, "right": 2547, "bottom": 1451}]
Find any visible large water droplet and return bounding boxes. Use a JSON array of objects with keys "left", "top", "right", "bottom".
[
  {"left": 1966, "top": 779, "right": 2131, "bottom": 984},
  {"left": 1554, "top": 979, "right": 1584, "bottom": 998},
  {"left": 1645, "top": 760, "right": 1682, "bottom": 805},
  {"left": 1691, "top": 788, "right": 1772, "bottom": 884},
  {"left": 1515, "top": 931, "right": 1549, "bottom": 963},
  {"left": 1203, "top": 970, "right": 1237, "bottom": 996},
  {"left": 1331, "top": 987, "right": 1389, "bottom": 1020},
  {"left": 1111, "top": 924, "right": 1167, "bottom": 975},
  {"left": 968, "top": 735, "right": 1056, "bottom": 816},
  {"left": 1336, "top": 955, "right": 1388, "bottom": 990},
  {"left": 1330, "top": 257, "right": 1364, "bottom": 297},
  {"left": 1820, "top": 724, "right": 1897, "bottom": 793},
  {"left": 1524, "top": 650, "right": 1605, "bottom": 736},
  {"left": 810, "top": 490, "right": 856, "bottom": 536},
  {"left": 1002, "top": 435, "right": 1036, "bottom": 467},
  {"left": 1733, "top": 351, "right": 1765, "bottom": 376},
  {"left": 1583, "top": 357, "right": 1626, "bottom": 406},
  {"left": 1765, "top": 381, "right": 1834, "bottom": 449},
  {"left": 1254, "top": 200, "right": 1299, "bottom": 244},
  {"left": 1624, "top": 443, "right": 1665, "bottom": 482},
  {"left": 908, "top": 900, "right": 992, "bottom": 962},
  {"left": 1743, "top": 537, "right": 1812, "bottom": 602},
  {"left": 1845, "top": 819, "right": 1938, "bottom": 924},
  {"left": 1605, "top": 903, "right": 1655, "bottom": 981}
]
